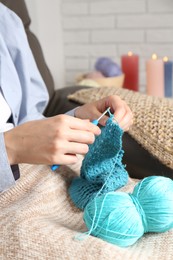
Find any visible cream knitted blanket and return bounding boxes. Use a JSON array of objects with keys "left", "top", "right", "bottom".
[{"left": 0, "top": 162, "right": 173, "bottom": 260}]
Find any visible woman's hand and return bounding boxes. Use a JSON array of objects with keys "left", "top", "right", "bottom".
[
  {"left": 4, "top": 95, "right": 132, "bottom": 167},
  {"left": 4, "top": 115, "right": 101, "bottom": 166},
  {"left": 75, "top": 95, "right": 133, "bottom": 131}
]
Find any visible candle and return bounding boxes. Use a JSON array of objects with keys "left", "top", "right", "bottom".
[
  {"left": 163, "top": 56, "right": 173, "bottom": 98},
  {"left": 146, "top": 54, "right": 164, "bottom": 97},
  {"left": 121, "top": 52, "right": 139, "bottom": 91}
]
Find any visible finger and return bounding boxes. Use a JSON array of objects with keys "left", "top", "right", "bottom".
[
  {"left": 97, "top": 106, "right": 132, "bottom": 127},
  {"left": 117, "top": 108, "right": 133, "bottom": 130},
  {"left": 66, "top": 130, "right": 95, "bottom": 144},
  {"left": 121, "top": 117, "right": 134, "bottom": 131},
  {"left": 57, "top": 154, "right": 78, "bottom": 165},
  {"left": 65, "top": 142, "right": 89, "bottom": 155},
  {"left": 120, "top": 121, "right": 132, "bottom": 132},
  {"left": 96, "top": 115, "right": 109, "bottom": 126},
  {"left": 113, "top": 104, "right": 127, "bottom": 125},
  {"left": 69, "top": 117, "right": 101, "bottom": 135}
]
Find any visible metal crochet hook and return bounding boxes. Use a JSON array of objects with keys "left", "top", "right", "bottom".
[
  {"left": 51, "top": 107, "right": 110, "bottom": 171},
  {"left": 92, "top": 107, "right": 110, "bottom": 125}
]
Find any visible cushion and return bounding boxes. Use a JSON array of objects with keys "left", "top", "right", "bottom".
[
  {"left": 68, "top": 87, "right": 173, "bottom": 177},
  {"left": 44, "top": 86, "right": 91, "bottom": 117}
]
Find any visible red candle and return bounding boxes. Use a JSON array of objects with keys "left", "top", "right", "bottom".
[{"left": 121, "top": 52, "right": 139, "bottom": 91}]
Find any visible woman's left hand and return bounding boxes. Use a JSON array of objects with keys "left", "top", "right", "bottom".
[{"left": 75, "top": 95, "right": 133, "bottom": 131}]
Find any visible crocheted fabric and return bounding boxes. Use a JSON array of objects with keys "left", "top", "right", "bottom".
[
  {"left": 68, "top": 86, "right": 173, "bottom": 170},
  {"left": 69, "top": 116, "right": 128, "bottom": 210}
]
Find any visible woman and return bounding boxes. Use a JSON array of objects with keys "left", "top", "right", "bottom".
[{"left": 0, "top": 3, "right": 133, "bottom": 192}]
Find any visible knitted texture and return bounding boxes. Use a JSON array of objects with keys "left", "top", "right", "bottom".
[
  {"left": 1, "top": 163, "right": 173, "bottom": 259},
  {"left": 69, "top": 117, "right": 128, "bottom": 209},
  {"left": 68, "top": 87, "right": 173, "bottom": 170}
]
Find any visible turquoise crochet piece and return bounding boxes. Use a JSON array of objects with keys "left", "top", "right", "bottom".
[{"left": 69, "top": 116, "right": 128, "bottom": 210}]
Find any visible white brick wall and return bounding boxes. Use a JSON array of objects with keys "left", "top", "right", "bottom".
[{"left": 62, "top": 0, "right": 173, "bottom": 91}]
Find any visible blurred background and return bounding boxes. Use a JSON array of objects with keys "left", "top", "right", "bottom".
[{"left": 26, "top": 0, "right": 173, "bottom": 92}]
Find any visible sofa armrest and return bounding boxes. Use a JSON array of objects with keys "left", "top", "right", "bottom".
[{"left": 44, "top": 86, "right": 91, "bottom": 117}]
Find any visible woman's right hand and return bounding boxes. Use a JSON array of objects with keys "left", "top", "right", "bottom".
[{"left": 4, "top": 114, "right": 101, "bottom": 166}]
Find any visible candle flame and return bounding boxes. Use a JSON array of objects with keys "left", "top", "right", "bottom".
[
  {"left": 128, "top": 51, "right": 133, "bottom": 56},
  {"left": 163, "top": 56, "right": 169, "bottom": 62},
  {"left": 152, "top": 53, "right": 157, "bottom": 60}
]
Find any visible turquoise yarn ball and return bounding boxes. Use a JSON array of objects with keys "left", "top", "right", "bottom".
[
  {"left": 132, "top": 176, "right": 173, "bottom": 233},
  {"left": 83, "top": 176, "right": 173, "bottom": 247},
  {"left": 84, "top": 192, "right": 144, "bottom": 247}
]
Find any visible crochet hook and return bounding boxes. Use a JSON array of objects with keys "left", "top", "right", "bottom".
[
  {"left": 92, "top": 107, "right": 110, "bottom": 125},
  {"left": 51, "top": 107, "right": 110, "bottom": 171}
]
